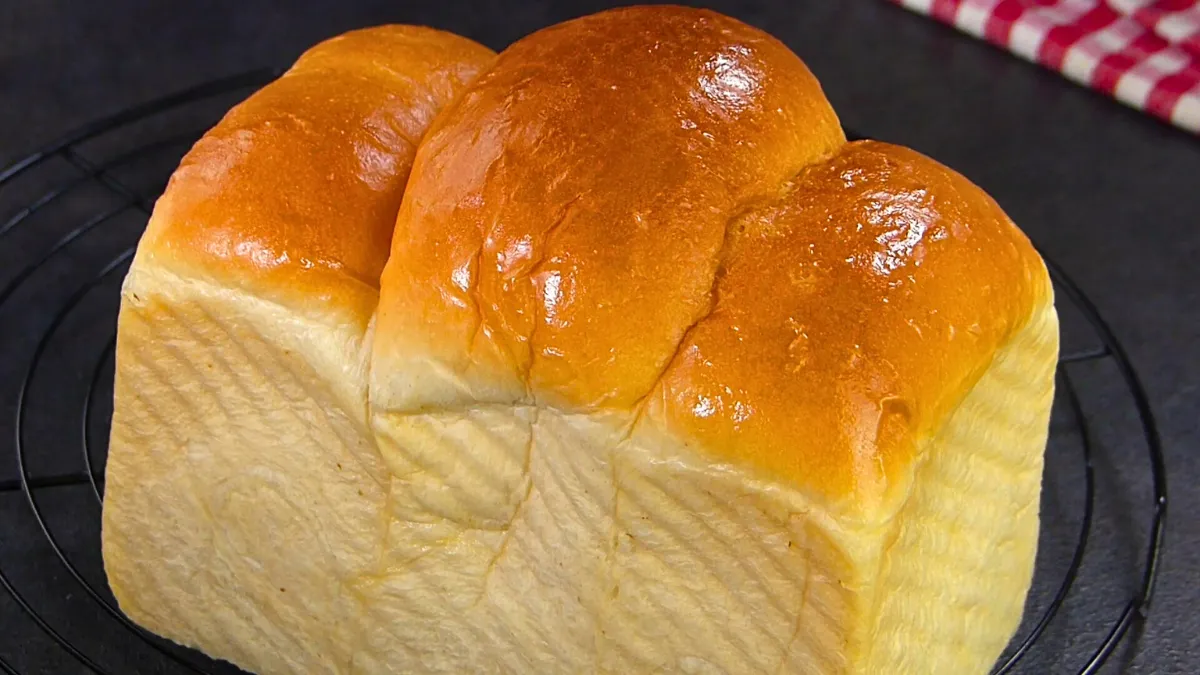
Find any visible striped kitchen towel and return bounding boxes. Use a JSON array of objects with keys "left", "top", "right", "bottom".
[{"left": 889, "top": 0, "right": 1200, "bottom": 133}]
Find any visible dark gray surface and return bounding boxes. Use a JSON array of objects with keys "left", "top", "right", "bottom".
[{"left": 0, "top": 1, "right": 1195, "bottom": 673}]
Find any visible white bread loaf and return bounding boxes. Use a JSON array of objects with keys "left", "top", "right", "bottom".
[{"left": 103, "top": 7, "right": 1058, "bottom": 674}]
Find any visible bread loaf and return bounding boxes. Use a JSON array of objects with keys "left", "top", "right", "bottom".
[{"left": 103, "top": 7, "right": 1058, "bottom": 674}]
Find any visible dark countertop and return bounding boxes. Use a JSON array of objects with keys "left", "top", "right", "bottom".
[{"left": 0, "top": 1, "right": 1195, "bottom": 673}]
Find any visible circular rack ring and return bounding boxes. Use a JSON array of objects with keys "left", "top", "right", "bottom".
[{"left": 0, "top": 70, "right": 1167, "bottom": 675}]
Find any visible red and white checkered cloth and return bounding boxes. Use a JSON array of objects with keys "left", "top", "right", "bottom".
[{"left": 890, "top": 0, "right": 1200, "bottom": 133}]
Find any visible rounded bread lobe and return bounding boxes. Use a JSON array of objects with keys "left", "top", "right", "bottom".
[
  {"left": 374, "top": 5, "right": 845, "bottom": 410},
  {"left": 136, "top": 26, "right": 496, "bottom": 319},
  {"left": 649, "top": 140, "right": 1050, "bottom": 508}
]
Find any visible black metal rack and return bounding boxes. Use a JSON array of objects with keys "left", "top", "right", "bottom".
[{"left": 0, "top": 71, "right": 1167, "bottom": 674}]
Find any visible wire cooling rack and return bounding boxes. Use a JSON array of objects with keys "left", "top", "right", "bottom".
[{"left": 0, "top": 71, "right": 1168, "bottom": 675}]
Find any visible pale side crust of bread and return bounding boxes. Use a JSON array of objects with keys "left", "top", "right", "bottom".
[
  {"left": 105, "top": 264, "right": 1055, "bottom": 674},
  {"left": 104, "top": 265, "right": 383, "bottom": 673}
]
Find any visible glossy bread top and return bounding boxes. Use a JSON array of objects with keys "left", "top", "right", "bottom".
[
  {"left": 137, "top": 25, "right": 496, "bottom": 321},
  {"left": 373, "top": 5, "right": 1052, "bottom": 506},
  {"left": 375, "top": 5, "right": 845, "bottom": 405}
]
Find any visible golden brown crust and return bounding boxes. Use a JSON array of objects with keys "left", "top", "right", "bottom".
[
  {"left": 373, "top": 6, "right": 1052, "bottom": 505},
  {"left": 648, "top": 141, "right": 1049, "bottom": 505},
  {"left": 137, "top": 26, "right": 495, "bottom": 319},
  {"left": 375, "top": 5, "right": 844, "bottom": 408}
]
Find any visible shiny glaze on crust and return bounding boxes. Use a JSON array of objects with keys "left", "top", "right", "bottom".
[
  {"left": 650, "top": 141, "right": 1048, "bottom": 505},
  {"left": 138, "top": 26, "right": 495, "bottom": 316},
  {"left": 378, "top": 5, "right": 844, "bottom": 407},
  {"left": 376, "top": 5, "right": 1051, "bottom": 503}
]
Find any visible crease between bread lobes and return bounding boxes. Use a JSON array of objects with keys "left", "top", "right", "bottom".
[{"left": 103, "top": 5, "right": 1058, "bottom": 675}]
